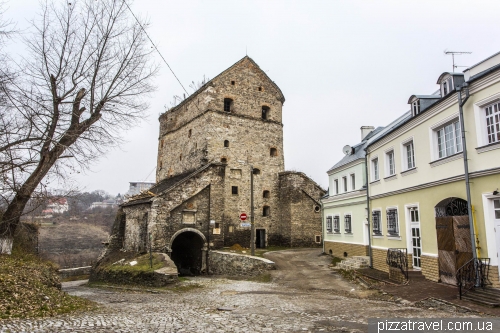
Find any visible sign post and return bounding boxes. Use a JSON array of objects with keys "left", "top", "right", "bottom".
[{"left": 239, "top": 213, "right": 247, "bottom": 221}]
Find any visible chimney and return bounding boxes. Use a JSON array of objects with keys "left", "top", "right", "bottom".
[{"left": 361, "top": 126, "right": 375, "bottom": 141}]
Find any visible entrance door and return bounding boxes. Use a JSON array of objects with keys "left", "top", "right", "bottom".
[
  {"left": 409, "top": 207, "right": 421, "bottom": 269},
  {"left": 435, "top": 197, "right": 472, "bottom": 285},
  {"left": 256, "top": 229, "right": 266, "bottom": 249},
  {"left": 494, "top": 199, "right": 500, "bottom": 263}
]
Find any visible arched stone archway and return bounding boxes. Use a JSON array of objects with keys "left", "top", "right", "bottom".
[
  {"left": 435, "top": 197, "right": 472, "bottom": 285},
  {"left": 169, "top": 228, "right": 208, "bottom": 276}
]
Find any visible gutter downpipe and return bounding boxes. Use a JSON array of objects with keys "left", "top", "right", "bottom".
[
  {"left": 364, "top": 149, "right": 373, "bottom": 268},
  {"left": 457, "top": 84, "right": 477, "bottom": 260},
  {"left": 321, "top": 197, "right": 325, "bottom": 254}
]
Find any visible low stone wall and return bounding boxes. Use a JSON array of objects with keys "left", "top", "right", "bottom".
[
  {"left": 208, "top": 251, "right": 275, "bottom": 276},
  {"left": 59, "top": 266, "right": 92, "bottom": 279}
]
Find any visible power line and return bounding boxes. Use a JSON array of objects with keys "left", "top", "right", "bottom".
[{"left": 122, "top": 0, "right": 243, "bottom": 165}]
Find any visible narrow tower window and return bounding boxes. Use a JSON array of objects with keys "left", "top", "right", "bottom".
[
  {"left": 263, "top": 206, "right": 270, "bottom": 216},
  {"left": 263, "top": 190, "right": 270, "bottom": 198},
  {"left": 262, "top": 106, "right": 269, "bottom": 120},
  {"left": 221, "top": 157, "right": 227, "bottom": 163},
  {"left": 224, "top": 140, "right": 229, "bottom": 148},
  {"left": 270, "top": 148, "right": 277, "bottom": 157},
  {"left": 224, "top": 98, "right": 233, "bottom": 112},
  {"left": 252, "top": 168, "right": 261, "bottom": 175},
  {"left": 188, "top": 129, "right": 192, "bottom": 138},
  {"left": 231, "top": 80, "right": 235, "bottom": 85},
  {"left": 232, "top": 186, "right": 238, "bottom": 195}
]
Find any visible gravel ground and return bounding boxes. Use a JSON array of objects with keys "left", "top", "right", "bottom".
[{"left": 0, "top": 249, "right": 487, "bottom": 333}]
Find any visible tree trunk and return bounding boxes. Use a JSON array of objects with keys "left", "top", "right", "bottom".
[{"left": 0, "top": 235, "right": 14, "bottom": 254}]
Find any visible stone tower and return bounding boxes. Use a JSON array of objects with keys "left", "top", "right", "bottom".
[{"left": 119, "top": 57, "right": 325, "bottom": 274}]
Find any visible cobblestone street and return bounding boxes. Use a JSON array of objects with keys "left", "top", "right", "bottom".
[{"left": 0, "top": 249, "right": 487, "bottom": 332}]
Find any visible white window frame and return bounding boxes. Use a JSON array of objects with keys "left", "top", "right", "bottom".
[
  {"left": 430, "top": 115, "right": 462, "bottom": 161},
  {"left": 334, "top": 179, "right": 339, "bottom": 194},
  {"left": 386, "top": 207, "right": 399, "bottom": 236},
  {"left": 401, "top": 138, "right": 416, "bottom": 171},
  {"left": 333, "top": 215, "right": 340, "bottom": 233},
  {"left": 372, "top": 209, "right": 382, "bottom": 235},
  {"left": 385, "top": 149, "right": 396, "bottom": 177},
  {"left": 473, "top": 93, "right": 500, "bottom": 148},
  {"left": 371, "top": 157, "right": 379, "bottom": 181},
  {"left": 350, "top": 173, "right": 355, "bottom": 190},
  {"left": 326, "top": 216, "right": 333, "bottom": 233},
  {"left": 441, "top": 76, "right": 453, "bottom": 96},
  {"left": 411, "top": 99, "right": 420, "bottom": 116},
  {"left": 344, "top": 213, "right": 352, "bottom": 234},
  {"left": 342, "top": 176, "right": 348, "bottom": 192}
]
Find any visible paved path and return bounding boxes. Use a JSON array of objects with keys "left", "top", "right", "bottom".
[{"left": 0, "top": 249, "right": 486, "bottom": 332}]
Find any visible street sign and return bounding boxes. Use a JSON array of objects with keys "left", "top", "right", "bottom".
[
  {"left": 239, "top": 213, "right": 248, "bottom": 221},
  {"left": 240, "top": 223, "right": 251, "bottom": 227}
]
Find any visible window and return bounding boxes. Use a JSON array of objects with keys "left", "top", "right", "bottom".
[
  {"left": 386, "top": 208, "right": 399, "bottom": 236},
  {"left": 263, "top": 206, "right": 270, "bottom": 216},
  {"left": 159, "top": 161, "right": 162, "bottom": 170},
  {"left": 188, "top": 129, "right": 192, "bottom": 138},
  {"left": 258, "top": 86, "right": 262, "bottom": 92},
  {"left": 372, "top": 158, "right": 379, "bottom": 181},
  {"left": 404, "top": 141, "right": 415, "bottom": 170},
  {"left": 213, "top": 223, "right": 221, "bottom": 235},
  {"left": 314, "top": 205, "right": 320, "bottom": 213},
  {"left": 333, "top": 216, "right": 340, "bottom": 233},
  {"left": 231, "top": 186, "right": 238, "bottom": 195},
  {"left": 344, "top": 214, "right": 352, "bottom": 233},
  {"left": 224, "top": 98, "right": 233, "bottom": 112},
  {"left": 326, "top": 216, "right": 333, "bottom": 233},
  {"left": 228, "top": 225, "right": 234, "bottom": 233},
  {"left": 262, "top": 106, "right": 269, "bottom": 120},
  {"left": 224, "top": 140, "right": 229, "bottom": 147},
  {"left": 315, "top": 235, "right": 321, "bottom": 243},
  {"left": 160, "top": 139, "right": 164, "bottom": 148},
  {"left": 270, "top": 148, "right": 277, "bottom": 157},
  {"left": 334, "top": 179, "right": 339, "bottom": 194},
  {"left": 485, "top": 102, "right": 500, "bottom": 144},
  {"left": 179, "top": 154, "right": 182, "bottom": 161},
  {"left": 263, "top": 190, "right": 270, "bottom": 198},
  {"left": 409, "top": 207, "right": 419, "bottom": 222},
  {"left": 350, "top": 174, "right": 355, "bottom": 190},
  {"left": 221, "top": 157, "right": 227, "bottom": 163},
  {"left": 342, "top": 177, "right": 347, "bottom": 192},
  {"left": 386, "top": 150, "right": 395, "bottom": 176},
  {"left": 436, "top": 120, "right": 462, "bottom": 158},
  {"left": 231, "top": 80, "right": 235, "bottom": 85},
  {"left": 252, "top": 168, "right": 261, "bottom": 175},
  {"left": 442, "top": 77, "right": 453, "bottom": 96},
  {"left": 412, "top": 100, "right": 420, "bottom": 116},
  {"left": 494, "top": 199, "right": 500, "bottom": 219},
  {"left": 372, "top": 211, "right": 381, "bottom": 235}
]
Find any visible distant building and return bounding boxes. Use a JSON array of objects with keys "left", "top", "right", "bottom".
[
  {"left": 125, "top": 182, "right": 156, "bottom": 197},
  {"left": 90, "top": 199, "right": 118, "bottom": 210},
  {"left": 46, "top": 198, "right": 69, "bottom": 214}
]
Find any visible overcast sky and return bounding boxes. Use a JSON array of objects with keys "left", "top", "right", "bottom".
[{"left": 5, "top": 0, "right": 500, "bottom": 195}]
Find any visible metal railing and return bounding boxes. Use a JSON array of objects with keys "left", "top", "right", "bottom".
[
  {"left": 386, "top": 248, "right": 408, "bottom": 280},
  {"left": 456, "top": 257, "right": 490, "bottom": 299}
]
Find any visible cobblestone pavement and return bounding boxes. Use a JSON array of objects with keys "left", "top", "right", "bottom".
[{"left": 0, "top": 249, "right": 487, "bottom": 333}]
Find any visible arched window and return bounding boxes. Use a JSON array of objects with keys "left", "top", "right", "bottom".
[
  {"left": 263, "top": 206, "right": 270, "bottom": 217},
  {"left": 221, "top": 157, "right": 227, "bottom": 163},
  {"left": 263, "top": 190, "right": 270, "bottom": 198},
  {"left": 270, "top": 148, "right": 277, "bottom": 157},
  {"left": 224, "top": 140, "right": 229, "bottom": 148},
  {"left": 262, "top": 106, "right": 269, "bottom": 120},
  {"left": 224, "top": 98, "right": 233, "bottom": 112}
]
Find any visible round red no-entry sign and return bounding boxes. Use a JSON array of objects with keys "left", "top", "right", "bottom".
[{"left": 239, "top": 213, "right": 248, "bottom": 221}]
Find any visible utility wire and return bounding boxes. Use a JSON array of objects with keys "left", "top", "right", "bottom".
[{"left": 123, "top": 0, "right": 244, "bottom": 166}]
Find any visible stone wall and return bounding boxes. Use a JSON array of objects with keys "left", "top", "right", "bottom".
[
  {"left": 122, "top": 203, "right": 150, "bottom": 253},
  {"left": 277, "top": 172, "right": 326, "bottom": 247},
  {"left": 208, "top": 250, "right": 275, "bottom": 276},
  {"left": 59, "top": 266, "right": 92, "bottom": 279},
  {"left": 324, "top": 241, "right": 368, "bottom": 258}
]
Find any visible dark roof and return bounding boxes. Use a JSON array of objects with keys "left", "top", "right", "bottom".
[
  {"left": 326, "top": 126, "right": 385, "bottom": 173},
  {"left": 436, "top": 72, "right": 464, "bottom": 84},
  {"left": 148, "top": 170, "right": 198, "bottom": 194},
  {"left": 160, "top": 56, "right": 285, "bottom": 119},
  {"left": 407, "top": 95, "right": 441, "bottom": 104},
  {"left": 464, "top": 51, "right": 500, "bottom": 73}
]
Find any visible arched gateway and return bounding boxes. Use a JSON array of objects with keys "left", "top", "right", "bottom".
[
  {"left": 435, "top": 197, "right": 473, "bottom": 285},
  {"left": 169, "top": 228, "right": 208, "bottom": 276}
]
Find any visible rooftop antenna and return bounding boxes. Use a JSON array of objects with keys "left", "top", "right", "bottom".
[{"left": 444, "top": 50, "right": 472, "bottom": 72}]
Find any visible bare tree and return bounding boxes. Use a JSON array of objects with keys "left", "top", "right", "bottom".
[{"left": 0, "top": 0, "right": 158, "bottom": 254}]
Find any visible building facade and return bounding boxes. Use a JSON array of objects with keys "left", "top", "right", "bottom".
[
  {"left": 366, "top": 52, "right": 500, "bottom": 286},
  {"left": 114, "top": 57, "right": 325, "bottom": 274}
]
